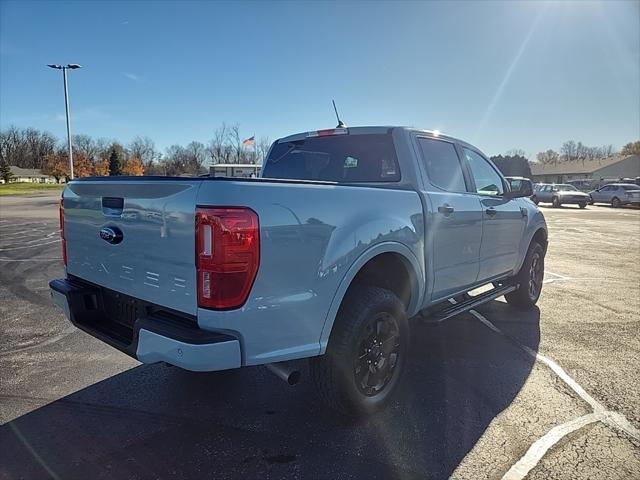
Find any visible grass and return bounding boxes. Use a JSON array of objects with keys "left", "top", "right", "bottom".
[{"left": 0, "top": 182, "right": 65, "bottom": 196}]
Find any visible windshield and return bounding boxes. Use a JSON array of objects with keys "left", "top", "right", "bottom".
[{"left": 262, "top": 133, "right": 400, "bottom": 183}]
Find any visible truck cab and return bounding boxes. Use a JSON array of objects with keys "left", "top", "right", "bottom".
[{"left": 51, "top": 126, "right": 547, "bottom": 415}]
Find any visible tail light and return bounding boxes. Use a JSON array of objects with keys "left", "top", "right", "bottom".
[
  {"left": 196, "top": 207, "right": 259, "bottom": 309},
  {"left": 59, "top": 198, "right": 67, "bottom": 266}
]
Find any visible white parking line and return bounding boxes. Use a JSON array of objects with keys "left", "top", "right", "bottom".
[
  {"left": 0, "top": 239, "right": 60, "bottom": 251},
  {"left": 0, "top": 257, "right": 61, "bottom": 262},
  {"left": 502, "top": 414, "right": 600, "bottom": 479},
  {"left": 464, "top": 309, "right": 640, "bottom": 479}
]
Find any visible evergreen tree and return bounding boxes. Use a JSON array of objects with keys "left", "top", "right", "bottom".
[
  {"left": 108, "top": 144, "right": 125, "bottom": 176},
  {"left": 0, "top": 160, "right": 13, "bottom": 183}
]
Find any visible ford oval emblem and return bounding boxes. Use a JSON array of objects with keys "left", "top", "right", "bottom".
[{"left": 99, "top": 226, "right": 123, "bottom": 245}]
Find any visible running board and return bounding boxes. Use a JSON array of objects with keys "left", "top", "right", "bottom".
[{"left": 420, "top": 283, "right": 517, "bottom": 324}]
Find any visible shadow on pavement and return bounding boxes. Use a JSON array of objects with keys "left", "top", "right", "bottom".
[{"left": 1, "top": 303, "right": 540, "bottom": 480}]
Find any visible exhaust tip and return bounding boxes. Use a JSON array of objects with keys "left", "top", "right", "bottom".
[
  {"left": 266, "top": 362, "right": 301, "bottom": 386},
  {"left": 287, "top": 370, "right": 301, "bottom": 386}
]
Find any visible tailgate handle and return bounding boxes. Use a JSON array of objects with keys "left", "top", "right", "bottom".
[{"left": 102, "top": 197, "right": 124, "bottom": 216}]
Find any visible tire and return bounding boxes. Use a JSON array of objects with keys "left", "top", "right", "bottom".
[
  {"left": 309, "top": 285, "right": 408, "bottom": 416},
  {"left": 588, "top": 196, "right": 594, "bottom": 205},
  {"left": 579, "top": 202, "right": 587, "bottom": 209},
  {"left": 552, "top": 196, "right": 561, "bottom": 208},
  {"left": 611, "top": 197, "right": 621, "bottom": 208},
  {"left": 505, "top": 241, "right": 545, "bottom": 308}
]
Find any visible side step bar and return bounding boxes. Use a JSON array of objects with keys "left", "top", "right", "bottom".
[{"left": 420, "top": 283, "right": 517, "bottom": 324}]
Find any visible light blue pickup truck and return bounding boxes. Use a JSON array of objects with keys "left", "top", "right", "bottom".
[{"left": 50, "top": 126, "right": 547, "bottom": 415}]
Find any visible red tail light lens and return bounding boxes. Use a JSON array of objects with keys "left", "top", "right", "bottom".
[
  {"left": 196, "top": 207, "right": 260, "bottom": 309},
  {"left": 59, "top": 198, "right": 67, "bottom": 266}
]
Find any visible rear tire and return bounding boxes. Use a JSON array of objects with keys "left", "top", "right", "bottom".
[
  {"left": 505, "top": 241, "right": 545, "bottom": 308},
  {"left": 309, "top": 286, "right": 408, "bottom": 416},
  {"left": 552, "top": 196, "right": 561, "bottom": 208},
  {"left": 611, "top": 197, "right": 621, "bottom": 208},
  {"left": 579, "top": 202, "right": 587, "bottom": 209}
]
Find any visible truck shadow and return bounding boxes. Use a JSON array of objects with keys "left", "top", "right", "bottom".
[{"left": 2, "top": 302, "right": 540, "bottom": 480}]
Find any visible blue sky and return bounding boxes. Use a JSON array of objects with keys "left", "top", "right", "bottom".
[{"left": 1, "top": 0, "right": 638, "bottom": 158}]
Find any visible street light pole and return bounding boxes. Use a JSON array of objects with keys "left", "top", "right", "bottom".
[
  {"left": 48, "top": 64, "right": 82, "bottom": 180},
  {"left": 62, "top": 67, "right": 74, "bottom": 179}
]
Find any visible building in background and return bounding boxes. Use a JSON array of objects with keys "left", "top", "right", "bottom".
[
  {"left": 2, "top": 166, "right": 58, "bottom": 184},
  {"left": 209, "top": 164, "right": 261, "bottom": 178},
  {"left": 530, "top": 155, "right": 640, "bottom": 185}
]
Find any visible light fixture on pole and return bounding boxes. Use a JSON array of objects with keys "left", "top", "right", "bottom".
[{"left": 47, "top": 64, "right": 82, "bottom": 179}]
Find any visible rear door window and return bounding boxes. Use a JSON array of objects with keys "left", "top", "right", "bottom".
[
  {"left": 262, "top": 133, "right": 400, "bottom": 182},
  {"left": 417, "top": 137, "right": 467, "bottom": 192}
]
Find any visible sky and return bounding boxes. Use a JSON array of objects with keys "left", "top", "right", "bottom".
[{"left": 1, "top": 0, "right": 638, "bottom": 159}]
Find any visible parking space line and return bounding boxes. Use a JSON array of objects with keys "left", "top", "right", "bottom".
[
  {"left": 464, "top": 309, "right": 640, "bottom": 479},
  {"left": 0, "top": 239, "right": 60, "bottom": 251},
  {"left": 502, "top": 413, "right": 600, "bottom": 480},
  {"left": 0, "top": 257, "right": 60, "bottom": 262}
]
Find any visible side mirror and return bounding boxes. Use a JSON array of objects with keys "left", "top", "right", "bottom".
[{"left": 506, "top": 179, "right": 533, "bottom": 198}]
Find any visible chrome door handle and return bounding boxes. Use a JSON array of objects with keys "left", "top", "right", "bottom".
[{"left": 485, "top": 207, "right": 497, "bottom": 216}]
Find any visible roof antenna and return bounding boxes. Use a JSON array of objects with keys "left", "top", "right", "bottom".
[{"left": 332, "top": 99, "right": 346, "bottom": 128}]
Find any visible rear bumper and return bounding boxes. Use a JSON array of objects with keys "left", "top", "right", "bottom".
[{"left": 49, "top": 278, "right": 241, "bottom": 372}]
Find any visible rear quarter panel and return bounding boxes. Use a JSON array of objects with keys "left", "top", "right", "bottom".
[{"left": 195, "top": 180, "right": 424, "bottom": 365}]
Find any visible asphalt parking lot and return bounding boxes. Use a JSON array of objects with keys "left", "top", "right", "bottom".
[{"left": 1, "top": 193, "right": 639, "bottom": 480}]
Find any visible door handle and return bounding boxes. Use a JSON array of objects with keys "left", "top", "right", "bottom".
[
  {"left": 438, "top": 204, "right": 454, "bottom": 216},
  {"left": 485, "top": 207, "right": 497, "bottom": 216}
]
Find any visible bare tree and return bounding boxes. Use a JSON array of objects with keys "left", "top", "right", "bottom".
[
  {"left": 128, "top": 136, "right": 159, "bottom": 172},
  {"left": 228, "top": 124, "right": 243, "bottom": 164},
  {"left": 256, "top": 136, "right": 271, "bottom": 165},
  {"left": 560, "top": 140, "right": 577, "bottom": 161},
  {"left": 185, "top": 141, "right": 207, "bottom": 174},
  {"left": 207, "top": 123, "right": 229, "bottom": 165}
]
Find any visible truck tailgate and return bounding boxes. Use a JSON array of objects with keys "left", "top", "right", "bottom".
[{"left": 63, "top": 179, "right": 201, "bottom": 315}]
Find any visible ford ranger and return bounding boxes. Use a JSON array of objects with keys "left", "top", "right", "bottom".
[{"left": 50, "top": 126, "right": 547, "bottom": 415}]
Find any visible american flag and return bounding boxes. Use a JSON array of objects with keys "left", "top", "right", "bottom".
[{"left": 242, "top": 136, "right": 255, "bottom": 147}]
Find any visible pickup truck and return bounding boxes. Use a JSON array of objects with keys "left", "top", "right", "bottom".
[{"left": 50, "top": 126, "right": 547, "bottom": 416}]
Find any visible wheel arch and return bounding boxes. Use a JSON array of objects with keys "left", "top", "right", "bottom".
[{"left": 318, "top": 242, "right": 423, "bottom": 354}]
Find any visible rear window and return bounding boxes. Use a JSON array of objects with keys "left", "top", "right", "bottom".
[
  {"left": 262, "top": 133, "right": 400, "bottom": 183},
  {"left": 620, "top": 184, "right": 639, "bottom": 190}
]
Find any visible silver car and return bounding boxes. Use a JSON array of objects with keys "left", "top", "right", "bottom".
[
  {"left": 588, "top": 183, "right": 640, "bottom": 207},
  {"left": 532, "top": 183, "right": 590, "bottom": 208}
]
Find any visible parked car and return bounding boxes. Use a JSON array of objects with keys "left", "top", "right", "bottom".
[
  {"left": 532, "top": 183, "right": 590, "bottom": 208},
  {"left": 588, "top": 183, "right": 640, "bottom": 207},
  {"left": 50, "top": 126, "right": 547, "bottom": 416},
  {"left": 566, "top": 179, "right": 593, "bottom": 192}
]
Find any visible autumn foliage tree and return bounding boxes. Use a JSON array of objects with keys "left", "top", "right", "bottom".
[
  {"left": 42, "top": 153, "right": 68, "bottom": 183},
  {"left": 72, "top": 152, "right": 94, "bottom": 178},
  {"left": 93, "top": 159, "right": 110, "bottom": 177},
  {"left": 122, "top": 157, "right": 144, "bottom": 176}
]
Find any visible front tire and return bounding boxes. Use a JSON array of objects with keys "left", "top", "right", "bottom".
[
  {"left": 611, "top": 197, "right": 621, "bottom": 208},
  {"left": 579, "top": 202, "right": 587, "bottom": 209},
  {"left": 552, "top": 196, "right": 561, "bottom": 208},
  {"left": 505, "top": 241, "right": 545, "bottom": 308},
  {"left": 309, "top": 286, "right": 408, "bottom": 416}
]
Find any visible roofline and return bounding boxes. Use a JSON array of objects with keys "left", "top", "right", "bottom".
[{"left": 275, "top": 125, "right": 472, "bottom": 147}]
